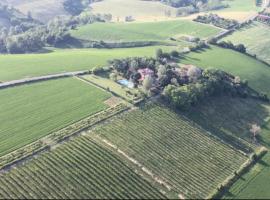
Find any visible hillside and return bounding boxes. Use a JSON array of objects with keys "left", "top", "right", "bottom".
[
  {"left": 2, "top": 0, "right": 68, "bottom": 23},
  {"left": 222, "top": 22, "right": 270, "bottom": 65},
  {"left": 181, "top": 46, "right": 270, "bottom": 96},
  {"left": 70, "top": 20, "right": 222, "bottom": 43},
  {"left": 0, "top": 0, "right": 269, "bottom": 199},
  {"left": 0, "top": 46, "right": 177, "bottom": 81}
]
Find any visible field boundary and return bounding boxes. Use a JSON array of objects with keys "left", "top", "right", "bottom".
[
  {"left": 0, "top": 71, "right": 89, "bottom": 89},
  {"left": 0, "top": 103, "right": 130, "bottom": 172},
  {"left": 208, "top": 146, "right": 268, "bottom": 199}
]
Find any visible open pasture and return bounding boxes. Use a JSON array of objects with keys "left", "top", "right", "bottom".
[
  {"left": 222, "top": 22, "right": 270, "bottom": 65},
  {"left": 90, "top": 0, "right": 177, "bottom": 22},
  {"left": 0, "top": 46, "right": 177, "bottom": 81},
  {"left": 71, "top": 20, "right": 222, "bottom": 43},
  {"left": 93, "top": 103, "right": 248, "bottom": 199},
  {"left": 0, "top": 136, "right": 165, "bottom": 199},
  {"left": 0, "top": 77, "right": 110, "bottom": 156},
  {"left": 181, "top": 46, "right": 270, "bottom": 96},
  {"left": 222, "top": 120, "right": 270, "bottom": 199}
]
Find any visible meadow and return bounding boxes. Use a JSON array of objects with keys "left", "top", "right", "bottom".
[
  {"left": 222, "top": 109, "right": 270, "bottom": 199},
  {"left": 206, "top": 0, "right": 260, "bottom": 21},
  {"left": 0, "top": 136, "right": 165, "bottom": 199},
  {"left": 222, "top": 22, "right": 270, "bottom": 65},
  {"left": 71, "top": 20, "right": 222, "bottom": 42},
  {"left": 0, "top": 46, "right": 177, "bottom": 81},
  {"left": 181, "top": 46, "right": 270, "bottom": 96},
  {"left": 90, "top": 0, "right": 177, "bottom": 22},
  {"left": 0, "top": 77, "right": 110, "bottom": 156},
  {"left": 93, "top": 103, "right": 248, "bottom": 199}
]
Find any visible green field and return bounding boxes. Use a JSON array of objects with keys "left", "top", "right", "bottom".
[
  {"left": 81, "top": 75, "right": 137, "bottom": 101},
  {"left": 222, "top": 22, "right": 270, "bottom": 65},
  {"left": 181, "top": 95, "right": 270, "bottom": 199},
  {"left": 0, "top": 136, "right": 165, "bottom": 199},
  {"left": 93, "top": 103, "right": 248, "bottom": 199},
  {"left": 0, "top": 46, "right": 177, "bottom": 81},
  {"left": 222, "top": 0, "right": 260, "bottom": 12},
  {"left": 71, "top": 20, "right": 221, "bottom": 42},
  {"left": 181, "top": 46, "right": 270, "bottom": 96},
  {"left": 222, "top": 111, "right": 270, "bottom": 199},
  {"left": 0, "top": 77, "right": 110, "bottom": 156},
  {"left": 90, "top": 0, "right": 177, "bottom": 21}
]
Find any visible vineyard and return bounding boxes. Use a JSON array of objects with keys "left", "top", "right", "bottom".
[
  {"left": 94, "top": 103, "right": 248, "bottom": 199},
  {"left": 0, "top": 136, "right": 165, "bottom": 199}
]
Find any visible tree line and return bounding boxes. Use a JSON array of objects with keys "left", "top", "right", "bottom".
[{"left": 0, "top": 4, "right": 111, "bottom": 54}]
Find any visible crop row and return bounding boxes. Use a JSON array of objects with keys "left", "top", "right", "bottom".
[
  {"left": 0, "top": 103, "right": 128, "bottom": 170},
  {"left": 95, "top": 103, "right": 248, "bottom": 198},
  {"left": 0, "top": 136, "right": 165, "bottom": 199}
]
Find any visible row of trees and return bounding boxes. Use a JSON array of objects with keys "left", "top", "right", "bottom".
[
  {"left": 194, "top": 14, "right": 239, "bottom": 29},
  {"left": 215, "top": 41, "right": 246, "bottom": 54}
]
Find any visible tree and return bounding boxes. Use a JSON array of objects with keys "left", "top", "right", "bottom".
[
  {"left": 157, "top": 65, "right": 167, "bottom": 78},
  {"left": 170, "top": 50, "right": 179, "bottom": 58},
  {"left": 27, "top": 11, "right": 33, "bottom": 20},
  {"left": 156, "top": 49, "right": 163, "bottom": 59},
  {"left": 250, "top": 124, "right": 261, "bottom": 143},
  {"left": 109, "top": 72, "right": 117, "bottom": 81},
  {"left": 143, "top": 75, "right": 153, "bottom": 92}
]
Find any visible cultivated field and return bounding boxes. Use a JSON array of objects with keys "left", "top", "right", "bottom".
[
  {"left": 182, "top": 95, "right": 270, "bottom": 199},
  {"left": 181, "top": 46, "right": 270, "bottom": 96},
  {"left": 90, "top": 0, "right": 177, "bottom": 22},
  {"left": 207, "top": 0, "right": 260, "bottom": 21},
  {"left": 222, "top": 22, "right": 270, "bottom": 64},
  {"left": 0, "top": 136, "right": 165, "bottom": 199},
  {"left": 71, "top": 20, "right": 222, "bottom": 43},
  {"left": 0, "top": 77, "right": 110, "bottom": 156},
  {"left": 93, "top": 103, "right": 248, "bottom": 199},
  {"left": 3, "top": 0, "right": 67, "bottom": 23},
  {"left": 0, "top": 46, "right": 177, "bottom": 81}
]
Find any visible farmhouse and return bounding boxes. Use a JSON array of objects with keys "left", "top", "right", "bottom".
[{"left": 138, "top": 68, "right": 154, "bottom": 81}]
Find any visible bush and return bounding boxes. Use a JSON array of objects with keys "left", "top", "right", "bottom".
[{"left": 170, "top": 50, "right": 179, "bottom": 58}]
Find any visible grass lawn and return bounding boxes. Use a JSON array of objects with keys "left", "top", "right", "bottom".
[
  {"left": 0, "top": 77, "right": 111, "bottom": 156},
  {"left": 81, "top": 75, "right": 137, "bottom": 101},
  {"left": 181, "top": 46, "right": 270, "bottom": 96},
  {"left": 0, "top": 46, "right": 177, "bottom": 81},
  {"left": 71, "top": 20, "right": 222, "bottom": 43},
  {"left": 222, "top": 22, "right": 270, "bottom": 65},
  {"left": 222, "top": 114, "right": 270, "bottom": 199}
]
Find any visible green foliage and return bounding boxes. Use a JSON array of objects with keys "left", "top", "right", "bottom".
[
  {"left": 194, "top": 13, "right": 239, "bottom": 29},
  {"left": 0, "top": 78, "right": 110, "bottom": 156},
  {"left": 163, "top": 68, "right": 250, "bottom": 109}
]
